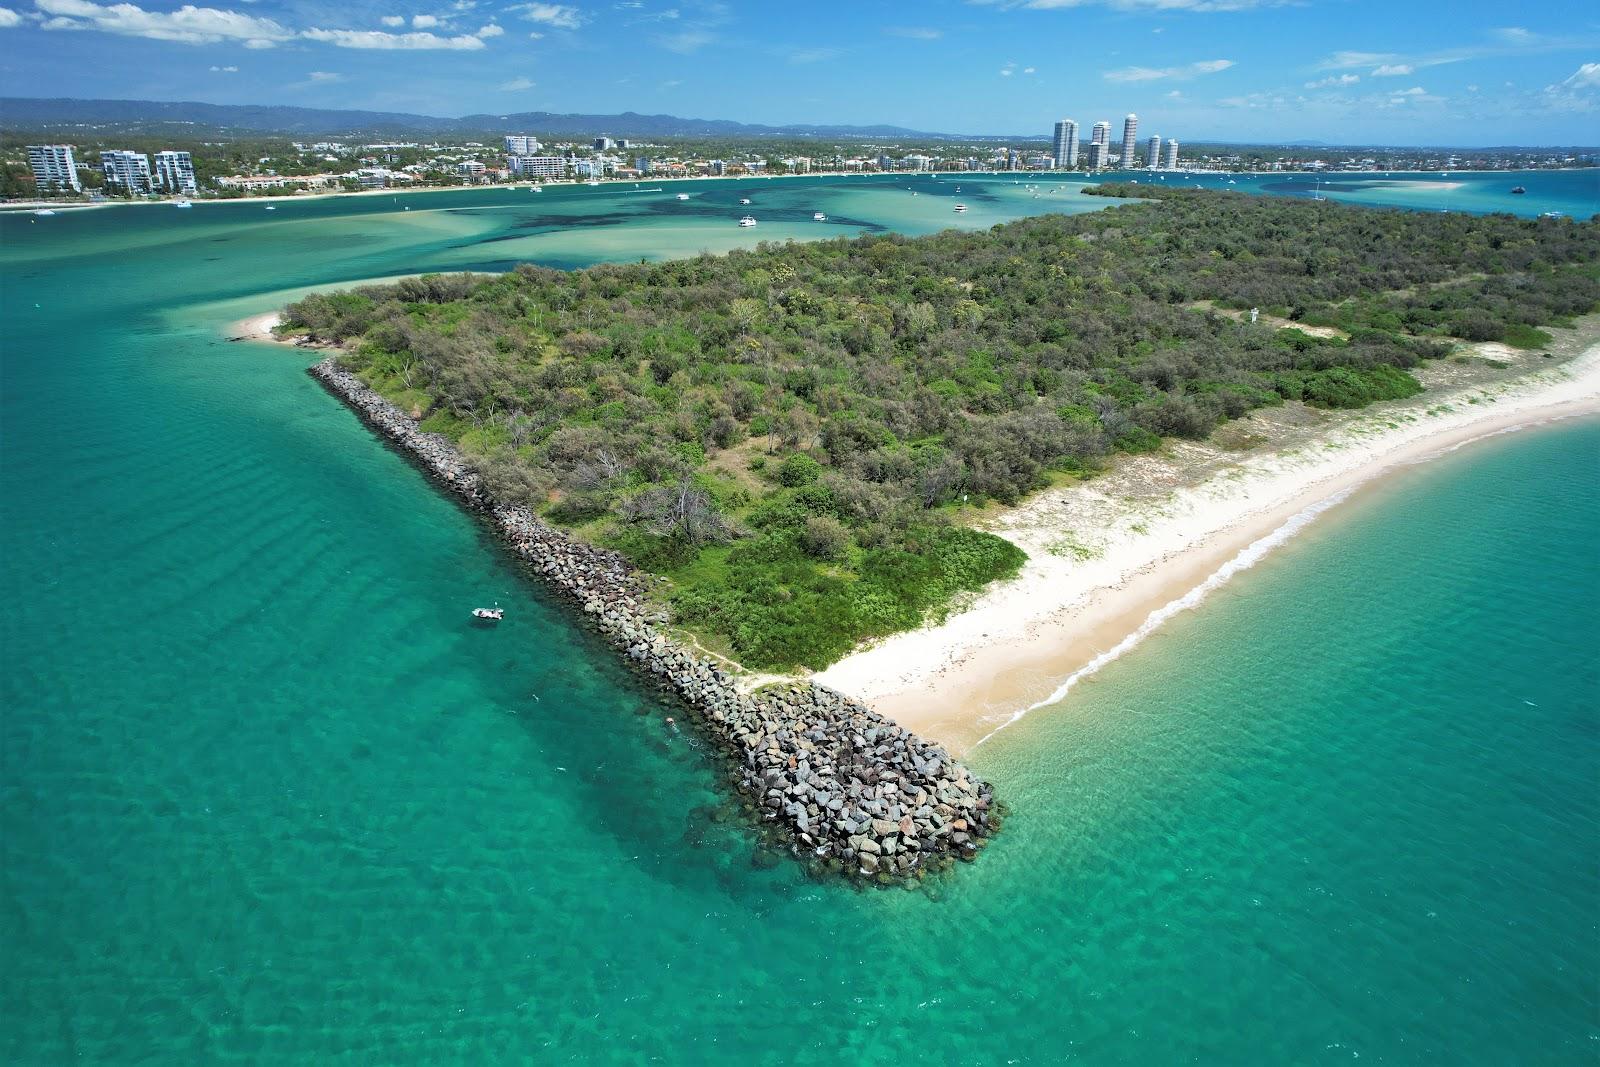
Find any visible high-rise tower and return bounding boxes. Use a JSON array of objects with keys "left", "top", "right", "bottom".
[
  {"left": 1146, "top": 136, "right": 1162, "bottom": 169},
  {"left": 1163, "top": 139, "right": 1179, "bottom": 169},
  {"left": 1052, "top": 119, "right": 1080, "bottom": 169},
  {"left": 1091, "top": 121, "right": 1110, "bottom": 146},
  {"left": 1121, "top": 114, "right": 1139, "bottom": 168}
]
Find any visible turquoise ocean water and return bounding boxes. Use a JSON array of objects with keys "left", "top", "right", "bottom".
[{"left": 2, "top": 173, "right": 1597, "bottom": 1062}]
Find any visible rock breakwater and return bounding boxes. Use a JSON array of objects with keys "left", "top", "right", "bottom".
[{"left": 309, "top": 357, "right": 1000, "bottom": 882}]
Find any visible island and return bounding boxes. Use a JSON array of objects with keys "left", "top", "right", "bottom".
[{"left": 278, "top": 185, "right": 1600, "bottom": 876}]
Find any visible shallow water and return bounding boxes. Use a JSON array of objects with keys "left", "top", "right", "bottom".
[{"left": 3, "top": 173, "right": 1597, "bottom": 1062}]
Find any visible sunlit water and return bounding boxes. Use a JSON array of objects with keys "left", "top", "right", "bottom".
[{"left": 3, "top": 173, "right": 1596, "bottom": 1062}]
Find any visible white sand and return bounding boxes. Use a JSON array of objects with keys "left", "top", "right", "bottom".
[
  {"left": 816, "top": 337, "right": 1600, "bottom": 753},
  {"left": 234, "top": 311, "right": 282, "bottom": 339}
]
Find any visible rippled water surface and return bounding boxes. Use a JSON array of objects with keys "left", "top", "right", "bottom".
[{"left": 3, "top": 174, "right": 1597, "bottom": 1063}]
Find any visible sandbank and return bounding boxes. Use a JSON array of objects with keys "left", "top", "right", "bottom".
[{"left": 816, "top": 324, "right": 1600, "bottom": 754}]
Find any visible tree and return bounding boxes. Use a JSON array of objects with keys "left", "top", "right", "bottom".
[{"left": 621, "top": 477, "right": 733, "bottom": 545}]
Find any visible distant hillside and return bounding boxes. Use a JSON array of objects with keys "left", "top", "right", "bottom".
[{"left": 0, "top": 97, "right": 946, "bottom": 140}]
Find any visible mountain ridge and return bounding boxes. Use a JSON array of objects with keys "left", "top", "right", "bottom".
[{"left": 0, "top": 97, "right": 955, "bottom": 140}]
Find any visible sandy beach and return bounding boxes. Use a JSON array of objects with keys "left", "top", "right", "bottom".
[
  {"left": 232, "top": 311, "right": 282, "bottom": 339},
  {"left": 816, "top": 322, "right": 1600, "bottom": 753}
]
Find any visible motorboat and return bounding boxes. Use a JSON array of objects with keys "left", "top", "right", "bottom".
[
  {"left": 472, "top": 606, "right": 504, "bottom": 621},
  {"left": 1541, "top": 211, "right": 1565, "bottom": 219},
  {"left": 33, "top": 208, "right": 56, "bottom": 216},
  {"left": 739, "top": 197, "right": 751, "bottom": 204},
  {"left": 738, "top": 215, "right": 757, "bottom": 227},
  {"left": 173, "top": 199, "right": 192, "bottom": 208},
  {"left": 1510, "top": 186, "right": 1526, "bottom": 194},
  {"left": 675, "top": 193, "right": 690, "bottom": 201},
  {"left": 813, "top": 211, "right": 826, "bottom": 221},
  {"left": 953, "top": 203, "right": 967, "bottom": 213}
]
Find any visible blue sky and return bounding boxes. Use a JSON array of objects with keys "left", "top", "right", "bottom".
[{"left": 0, "top": 0, "right": 1596, "bottom": 144}]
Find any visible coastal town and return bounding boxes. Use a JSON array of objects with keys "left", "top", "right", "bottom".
[{"left": 9, "top": 116, "right": 1592, "bottom": 203}]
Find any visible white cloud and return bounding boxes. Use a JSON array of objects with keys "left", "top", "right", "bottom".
[
  {"left": 527, "top": 29, "right": 542, "bottom": 37},
  {"left": 307, "top": 69, "right": 341, "bottom": 80},
  {"left": 975, "top": 0, "right": 1283, "bottom": 11},
  {"left": 1541, "top": 62, "right": 1600, "bottom": 112},
  {"left": 656, "top": 27, "right": 711, "bottom": 52},
  {"left": 209, "top": 62, "right": 237, "bottom": 70},
  {"left": 0, "top": 6, "right": 21, "bottom": 25},
  {"left": 411, "top": 13, "right": 437, "bottom": 27},
  {"left": 30, "top": 0, "right": 509, "bottom": 49},
  {"left": 1022, "top": 65, "right": 1034, "bottom": 74},
  {"left": 301, "top": 26, "right": 486, "bottom": 48},
  {"left": 1305, "top": 73, "right": 1359, "bottom": 89},
  {"left": 885, "top": 25, "right": 940, "bottom": 39},
  {"left": 380, "top": 14, "right": 403, "bottom": 25},
  {"left": 1322, "top": 50, "right": 1391, "bottom": 70},
  {"left": 1320, "top": 31, "right": 1600, "bottom": 75},
  {"left": 1105, "top": 58, "right": 1232, "bottom": 82},
  {"left": 1558, "top": 61, "right": 1600, "bottom": 90},
  {"left": 34, "top": 0, "right": 292, "bottom": 45},
  {"left": 509, "top": 2, "right": 581, "bottom": 28},
  {"left": 475, "top": 21, "right": 501, "bottom": 36},
  {"left": 498, "top": 75, "right": 534, "bottom": 90},
  {"left": 788, "top": 46, "right": 840, "bottom": 63}
]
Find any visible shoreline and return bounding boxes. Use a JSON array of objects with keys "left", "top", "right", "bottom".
[
  {"left": 7, "top": 165, "right": 1595, "bottom": 216},
  {"left": 305, "top": 356, "right": 1000, "bottom": 882},
  {"left": 816, "top": 332, "right": 1600, "bottom": 754}
]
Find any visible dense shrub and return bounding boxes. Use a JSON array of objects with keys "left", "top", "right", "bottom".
[{"left": 313, "top": 188, "right": 1597, "bottom": 668}]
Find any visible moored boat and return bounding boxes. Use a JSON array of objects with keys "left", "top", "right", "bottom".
[
  {"left": 813, "top": 211, "right": 826, "bottom": 221},
  {"left": 472, "top": 606, "right": 504, "bottom": 621},
  {"left": 738, "top": 215, "right": 757, "bottom": 227},
  {"left": 1511, "top": 186, "right": 1526, "bottom": 194},
  {"left": 953, "top": 203, "right": 967, "bottom": 213}
]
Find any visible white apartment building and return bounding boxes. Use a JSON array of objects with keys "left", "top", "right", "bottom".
[
  {"left": 504, "top": 134, "right": 542, "bottom": 155},
  {"left": 154, "top": 150, "right": 198, "bottom": 195},
  {"left": 1120, "top": 114, "right": 1139, "bottom": 168},
  {"left": 101, "top": 150, "right": 154, "bottom": 195},
  {"left": 509, "top": 155, "right": 568, "bottom": 178},
  {"left": 27, "top": 144, "right": 81, "bottom": 193},
  {"left": 1052, "top": 120, "right": 1079, "bottom": 169}
]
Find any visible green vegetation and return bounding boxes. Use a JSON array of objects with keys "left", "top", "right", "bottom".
[{"left": 286, "top": 187, "right": 1599, "bottom": 669}]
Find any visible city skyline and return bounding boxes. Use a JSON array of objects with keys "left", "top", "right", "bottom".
[{"left": 0, "top": 2, "right": 1595, "bottom": 145}]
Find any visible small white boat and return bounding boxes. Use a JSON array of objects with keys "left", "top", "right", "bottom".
[
  {"left": 586, "top": 179, "right": 600, "bottom": 186},
  {"left": 33, "top": 209, "right": 56, "bottom": 216},
  {"left": 264, "top": 205, "right": 276, "bottom": 211},
  {"left": 738, "top": 215, "right": 757, "bottom": 227},
  {"left": 675, "top": 193, "right": 690, "bottom": 201},
  {"left": 173, "top": 199, "right": 192, "bottom": 208},
  {"left": 1541, "top": 211, "right": 1565, "bottom": 219},
  {"left": 739, "top": 197, "right": 751, "bottom": 205},
  {"left": 472, "top": 606, "right": 504, "bottom": 621},
  {"left": 953, "top": 203, "right": 967, "bottom": 213},
  {"left": 813, "top": 211, "right": 826, "bottom": 221}
]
